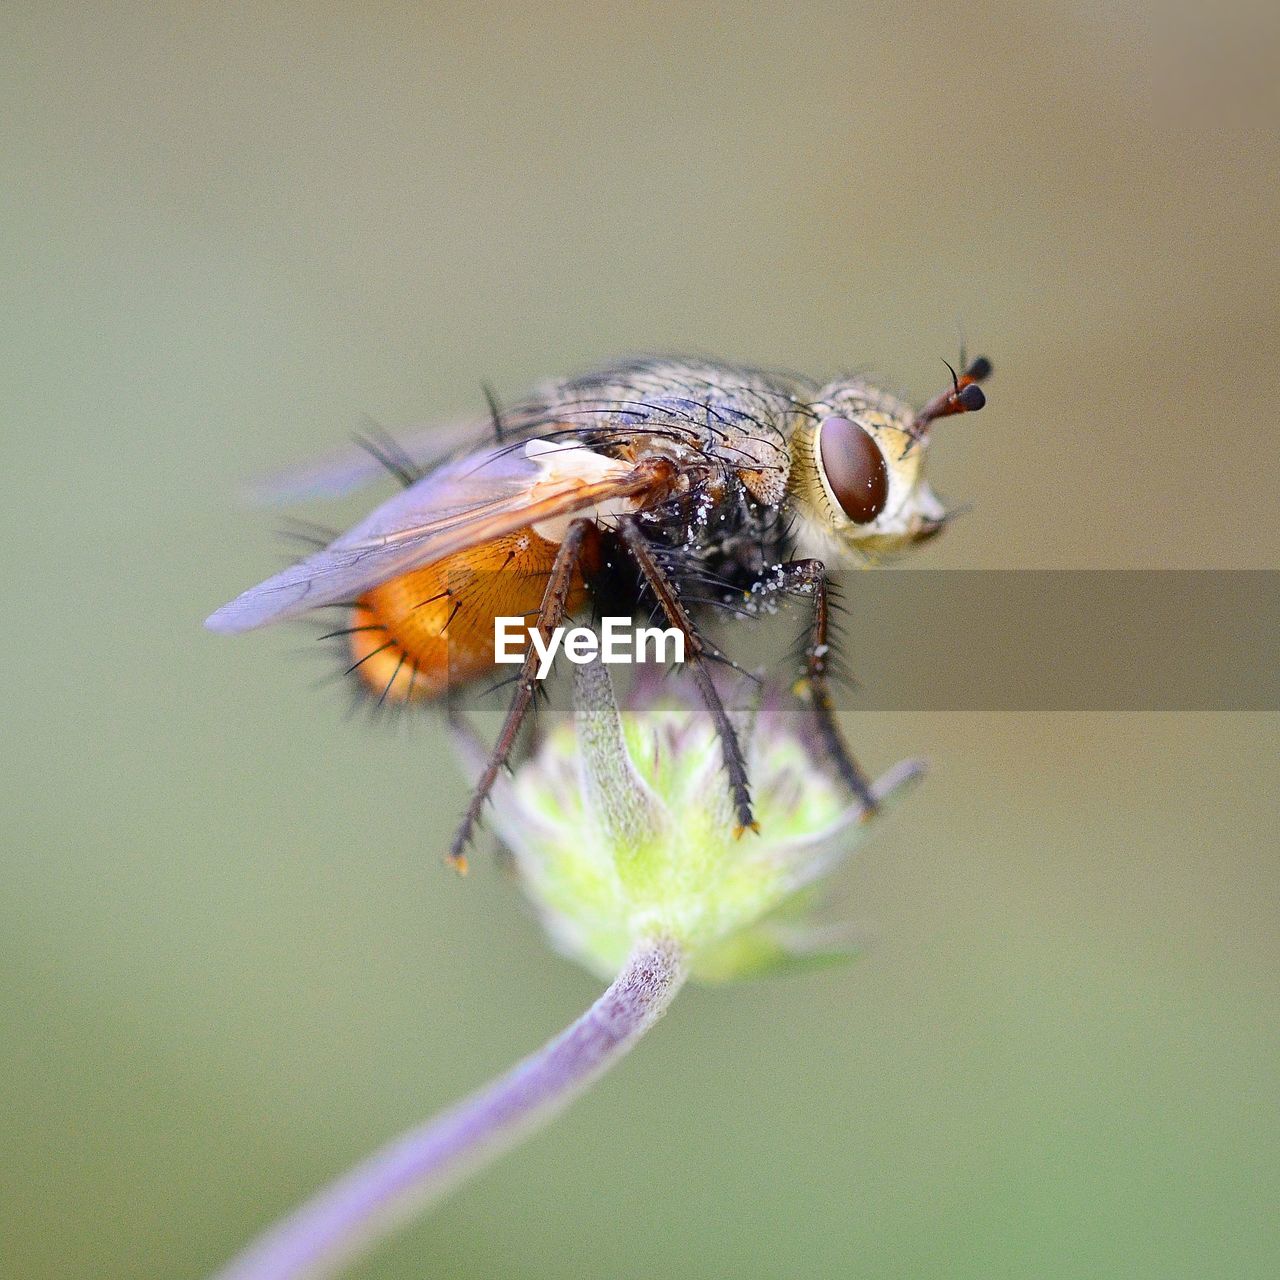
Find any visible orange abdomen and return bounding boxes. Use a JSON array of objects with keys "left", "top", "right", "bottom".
[{"left": 347, "top": 527, "right": 588, "bottom": 704}]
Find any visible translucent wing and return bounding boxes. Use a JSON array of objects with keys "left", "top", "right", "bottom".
[
  {"left": 248, "top": 415, "right": 491, "bottom": 504},
  {"left": 249, "top": 358, "right": 799, "bottom": 504},
  {"left": 205, "top": 443, "right": 653, "bottom": 633}
]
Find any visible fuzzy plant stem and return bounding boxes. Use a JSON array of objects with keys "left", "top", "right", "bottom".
[{"left": 212, "top": 937, "right": 686, "bottom": 1280}]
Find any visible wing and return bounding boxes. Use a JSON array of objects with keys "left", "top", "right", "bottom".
[
  {"left": 248, "top": 415, "right": 492, "bottom": 504},
  {"left": 205, "top": 444, "right": 656, "bottom": 633},
  {"left": 247, "top": 358, "right": 800, "bottom": 504}
]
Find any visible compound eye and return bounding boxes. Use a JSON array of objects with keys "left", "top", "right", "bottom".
[{"left": 818, "top": 416, "right": 889, "bottom": 524}]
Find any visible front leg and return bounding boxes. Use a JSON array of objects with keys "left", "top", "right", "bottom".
[{"left": 762, "top": 558, "right": 878, "bottom": 817}]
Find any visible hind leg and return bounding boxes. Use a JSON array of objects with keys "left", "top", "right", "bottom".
[{"left": 446, "top": 519, "right": 592, "bottom": 869}]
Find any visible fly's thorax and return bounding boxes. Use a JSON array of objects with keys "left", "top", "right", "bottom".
[
  {"left": 541, "top": 358, "right": 800, "bottom": 506},
  {"left": 786, "top": 378, "right": 947, "bottom": 564}
]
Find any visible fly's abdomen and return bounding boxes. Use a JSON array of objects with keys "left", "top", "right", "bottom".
[{"left": 346, "top": 529, "right": 589, "bottom": 703}]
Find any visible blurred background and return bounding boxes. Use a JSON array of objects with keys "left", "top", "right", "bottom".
[{"left": 3, "top": 2, "right": 1277, "bottom": 1277}]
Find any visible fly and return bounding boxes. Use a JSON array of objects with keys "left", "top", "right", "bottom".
[{"left": 206, "top": 355, "right": 991, "bottom": 869}]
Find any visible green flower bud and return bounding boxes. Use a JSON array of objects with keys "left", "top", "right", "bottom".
[{"left": 464, "top": 661, "right": 922, "bottom": 983}]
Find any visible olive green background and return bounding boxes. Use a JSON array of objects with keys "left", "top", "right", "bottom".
[{"left": 3, "top": 3, "right": 1277, "bottom": 1277}]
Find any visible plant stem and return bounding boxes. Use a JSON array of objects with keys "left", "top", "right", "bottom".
[{"left": 212, "top": 937, "right": 686, "bottom": 1280}]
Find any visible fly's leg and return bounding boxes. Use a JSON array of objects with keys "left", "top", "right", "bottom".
[
  {"left": 617, "top": 519, "right": 756, "bottom": 835},
  {"left": 771, "top": 558, "right": 878, "bottom": 817},
  {"left": 447, "top": 518, "right": 591, "bottom": 871}
]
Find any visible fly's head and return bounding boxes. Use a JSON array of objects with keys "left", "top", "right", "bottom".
[{"left": 787, "top": 357, "right": 990, "bottom": 562}]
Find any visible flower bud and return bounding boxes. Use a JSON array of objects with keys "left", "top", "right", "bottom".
[{"left": 458, "top": 661, "right": 922, "bottom": 982}]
